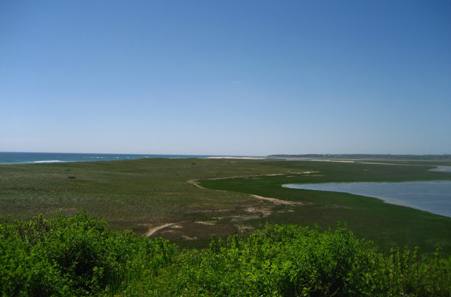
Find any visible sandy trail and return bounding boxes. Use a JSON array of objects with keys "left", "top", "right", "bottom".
[
  {"left": 250, "top": 194, "right": 303, "bottom": 206},
  {"left": 146, "top": 223, "right": 176, "bottom": 236},
  {"left": 187, "top": 179, "right": 205, "bottom": 189},
  {"left": 187, "top": 174, "right": 306, "bottom": 207}
]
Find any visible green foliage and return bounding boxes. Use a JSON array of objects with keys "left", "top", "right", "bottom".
[
  {"left": 0, "top": 214, "right": 176, "bottom": 296},
  {"left": 150, "top": 225, "right": 451, "bottom": 297},
  {"left": 1, "top": 215, "right": 451, "bottom": 296}
]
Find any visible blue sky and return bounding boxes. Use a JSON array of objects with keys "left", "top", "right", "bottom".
[{"left": 1, "top": 0, "right": 450, "bottom": 155}]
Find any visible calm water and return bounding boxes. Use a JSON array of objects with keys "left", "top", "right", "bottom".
[
  {"left": 430, "top": 166, "right": 451, "bottom": 173},
  {"left": 283, "top": 181, "right": 451, "bottom": 217},
  {"left": 0, "top": 152, "right": 206, "bottom": 164}
]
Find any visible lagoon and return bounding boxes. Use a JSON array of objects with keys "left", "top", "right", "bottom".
[
  {"left": 283, "top": 181, "right": 451, "bottom": 217},
  {"left": 430, "top": 166, "right": 451, "bottom": 173}
]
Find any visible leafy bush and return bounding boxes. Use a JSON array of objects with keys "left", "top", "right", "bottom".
[
  {"left": 145, "top": 226, "right": 451, "bottom": 297},
  {"left": 1, "top": 215, "right": 450, "bottom": 296},
  {"left": 0, "top": 214, "right": 176, "bottom": 296}
]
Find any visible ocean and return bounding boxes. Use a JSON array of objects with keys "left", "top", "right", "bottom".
[{"left": 0, "top": 152, "right": 206, "bottom": 164}]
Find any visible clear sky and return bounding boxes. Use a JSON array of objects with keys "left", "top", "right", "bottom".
[{"left": 1, "top": 0, "right": 450, "bottom": 155}]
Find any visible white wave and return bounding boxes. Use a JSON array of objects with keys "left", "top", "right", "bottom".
[
  {"left": 207, "top": 156, "right": 266, "bottom": 160},
  {"left": 32, "top": 160, "right": 65, "bottom": 164}
]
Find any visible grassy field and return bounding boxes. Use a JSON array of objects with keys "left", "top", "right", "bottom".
[{"left": 1, "top": 158, "right": 451, "bottom": 251}]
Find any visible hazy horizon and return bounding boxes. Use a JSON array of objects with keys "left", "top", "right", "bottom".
[
  {"left": 0, "top": 151, "right": 451, "bottom": 157},
  {"left": 2, "top": 0, "right": 451, "bottom": 155}
]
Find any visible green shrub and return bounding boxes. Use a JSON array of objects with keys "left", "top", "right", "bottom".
[
  {"left": 1, "top": 215, "right": 450, "bottom": 296},
  {"left": 0, "top": 214, "right": 176, "bottom": 296},
  {"left": 145, "top": 225, "right": 451, "bottom": 297}
]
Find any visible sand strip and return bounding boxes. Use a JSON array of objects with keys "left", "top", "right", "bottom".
[
  {"left": 146, "top": 223, "right": 176, "bottom": 236},
  {"left": 250, "top": 194, "right": 303, "bottom": 206}
]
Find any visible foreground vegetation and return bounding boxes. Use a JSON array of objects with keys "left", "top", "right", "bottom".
[{"left": 1, "top": 214, "right": 450, "bottom": 297}]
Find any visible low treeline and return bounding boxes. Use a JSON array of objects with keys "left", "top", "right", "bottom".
[{"left": 1, "top": 215, "right": 450, "bottom": 297}]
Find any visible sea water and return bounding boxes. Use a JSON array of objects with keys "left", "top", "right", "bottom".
[{"left": 0, "top": 152, "right": 205, "bottom": 164}]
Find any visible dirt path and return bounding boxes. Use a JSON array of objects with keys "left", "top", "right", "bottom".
[
  {"left": 187, "top": 174, "right": 306, "bottom": 207},
  {"left": 250, "top": 194, "right": 304, "bottom": 206},
  {"left": 146, "top": 223, "right": 176, "bottom": 236},
  {"left": 187, "top": 179, "right": 205, "bottom": 189}
]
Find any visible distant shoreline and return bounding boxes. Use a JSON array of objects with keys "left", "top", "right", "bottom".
[
  {"left": 2, "top": 152, "right": 451, "bottom": 165},
  {"left": 269, "top": 154, "right": 451, "bottom": 161},
  {"left": 0, "top": 152, "right": 268, "bottom": 165},
  {"left": 0, "top": 152, "right": 208, "bottom": 165}
]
